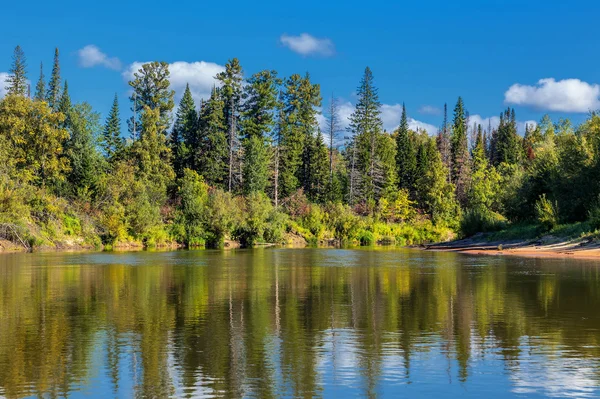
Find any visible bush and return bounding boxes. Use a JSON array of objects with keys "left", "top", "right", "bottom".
[
  {"left": 357, "top": 229, "right": 375, "bottom": 246},
  {"left": 301, "top": 204, "right": 326, "bottom": 239},
  {"left": 535, "top": 194, "right": 559, "bottom": 231},
  {"left": 325, "top": 202, "right": 362, "bottom": 242},
  {"left": 460, "top": 209, "right": 507, "bottom": 237},
  {"left": 234, "top": 192, "right": 273, "bottom": 247}
]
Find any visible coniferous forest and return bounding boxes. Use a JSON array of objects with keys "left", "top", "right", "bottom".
[{"left": 2, "top": 44, "right": 600, "bottom": 250}]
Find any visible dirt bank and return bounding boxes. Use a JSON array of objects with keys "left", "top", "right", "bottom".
[{"left": 426, "top": 233, "right": 600, "bottom": 260}]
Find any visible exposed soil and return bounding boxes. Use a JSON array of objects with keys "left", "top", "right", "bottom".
[{"left": 426, "top": 233, "right": 600, "bottom": 260}]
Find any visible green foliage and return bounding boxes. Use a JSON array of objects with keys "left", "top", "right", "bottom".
[
  {"left": 128, "top": 61, "right": 175, "bottom": 134},
  {"left": 34, "top": 62, "right": 45, "bottom": 102},
  {"left": 377, "top": 189, "right": 415, "bottom": 223},
  {"left": 170, "top": 84, "right": 197, "bottom": 179},
  {"left": 102, "top": 94, "right": 123, "bottom": 159},
  {"left": 535, "top": 194, "right": 559, "bottom": 231},
  {"left": 202, "top": 188, "right": 238, "bottom": 248},
  {"left": 46, "top": 48, "right": 61, "bottom": 110},
  {"left": 177, "top": 169, "right": 209, "bottom": 247},
  {"left": 5, "top": 45, "right": 28, "bottom": 96},
  {"left": 235, "top": 191, "right": 273, "bottom": 247},
  {"left": 325, "top": 202, "right": 362, "bottom": 241},
  {"left": 460, "top": 209, "right": 507, "bottom": 237},
  {"left": 0, "top": 95, "right": 70, "bottom": 186},
  {"left": 396, "top": 104, "right": 417, "bottom": 193},
  {"left": 196, "top": 87, "right": 228, "bottom": 187}
]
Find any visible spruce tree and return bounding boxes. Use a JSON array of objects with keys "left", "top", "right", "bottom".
[
  {"left": 325, "top": 95, "right": 341, "bottom": 199},
  {"left": 170, "top": 84, "right": 197, "bottom": 179},
  {"left": 215, "top": 58, "right": 243, "bottom": 192},
  {"left": 347, "top": 67, "right": 383, "bottom": 208},
  {"left": 450, "top": 96, "right": 470, "bottom": 206},
  {"left": 46, "top": 48, "right": 61, "bottom": 110},
  {"left": 102, "top": 94, "right": 123, "bottom": 159},
  {"left": 197, "top": 87, "right": 228, "bottom": 187},
  {"left": 436, "top": 103, "right": 451, "bottom": 170},
  {"left": 64, "top": 102, "right": 103, "bottom": 196},
  {"left": 279, "top": 74, "right": 321, "bottom": 199},
  {"left": 495, "top": 107, "right": 521, "bottom": 165},
  {"left": 34, "top": 62, "right": 46, "bottom": 102},
  {"left": 5, "top": 45, "right": 28, "bottom": 97},
  {"left": 57, "top": 81, "right": 72, "bottom": 122},
  {"left": 128, "top": 61, "right": 175, "bottom": 137},
  {"left": 395, "top": 103, "right": 417, "bottom": 194},
  {"left": 307, "top": 130, "right": 330, "bottom": 202},
  {"left": 240, "top": 70, "right": 280, "bottom": 194}
]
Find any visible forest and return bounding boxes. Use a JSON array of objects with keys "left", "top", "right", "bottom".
[{"left": 2, "top": 44, "right": 600, "bottom": 249}]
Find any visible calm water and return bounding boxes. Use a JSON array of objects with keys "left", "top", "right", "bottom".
[{"left": 1, "top": 249, "right": 600, "bottom": 398}]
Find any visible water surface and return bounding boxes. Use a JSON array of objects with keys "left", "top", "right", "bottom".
[{"left": 1, "top": 248, "right": 600, "bottom": 398}]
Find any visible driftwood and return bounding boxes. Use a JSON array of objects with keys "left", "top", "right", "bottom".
[{"left": 0, "top": 223, "right": 30, "bottom": 250}]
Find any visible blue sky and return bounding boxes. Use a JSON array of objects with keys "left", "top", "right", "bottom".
[{"left": 1, "top": 0, "right": 599, "bottom": 134}]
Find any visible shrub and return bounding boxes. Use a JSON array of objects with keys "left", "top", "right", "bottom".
[
  {"left": 357, "top": 229, "right": 375, "bottom": 246},
  {"left": 460, "top": 209, "right": 507, "bottom": 237},
  {"left": 535, "top": 194, "right": 559, "bottom": 231},
  {"left": 325, "top": 202, "right": 362, "bottom": 242},
  {"left": 234, "top": 192, "right": 273, "bottom": 247}
]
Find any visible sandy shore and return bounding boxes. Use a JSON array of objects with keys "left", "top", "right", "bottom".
[{"left": 426, "top": 234, "right": 600, "bottom": 260}]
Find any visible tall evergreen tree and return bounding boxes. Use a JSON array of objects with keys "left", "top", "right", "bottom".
[
  {"left": 57, "top": 81, "right": 72, "bottom": 126},
  {"left": 128, "top": 61, "right": 175, "bottom": 137},
  {"left": 395, "top": 103, "right": 417, "bottom": 194},
  {"left": 307, "top": 130, "right": 331, "bottom": 202},
  {"left": 5, "top": 45, "right": 28, "bottom": 97},
  {"left": 170, "top": 84, "right": 197, "bottom": 179},
  {"left": 325, "top": 95, "right": 341, "bottom": 199},
  {"left": 34, "top": 62, "right": 46, "bottom": 102},
  {"left": 279, "top": 74, "right": 321, "bottom": 199},
  {"left": 347, "top": 67, "right": 383, "bottom": 208},
  {"left": 450, "top": 96, "right": 470, "bottom": 206},
  {"left": 102, "top": 94, "right": 123, "bottom": 159},
  {"left": 46, "top": 48, "right": 61, "bottom": 110},
  {"left": 215, "top": 58, "right": 244, "bottom": 192},
  {"left": 240, "top": 70, "right": 280, "bottom": 194},
  {"left": 131, "top": 106, "right": 175, "bottom": 203},
  {"left": 436, "top": 102, "right": 451, "bottom": 170},
  {"left": 64, "top": 102, "right": 104, "bottom": 196},
  {"left": 197, "top": 87, "right": 228, "bottom": 187},
  {"left": 495, "top": 107, "right": 521, "bottom": 165}
]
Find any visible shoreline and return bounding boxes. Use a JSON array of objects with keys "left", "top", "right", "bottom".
[{"left": 425, "top": 234, "right": 600, "bottom": 260}]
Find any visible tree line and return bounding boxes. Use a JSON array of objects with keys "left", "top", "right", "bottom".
[{"left": 2, "top": 44, "right": 600, "bottom": 248}]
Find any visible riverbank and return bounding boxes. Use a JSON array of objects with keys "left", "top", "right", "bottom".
[{"left": 426, "top": 232, "right": 600, "bottom": 260}]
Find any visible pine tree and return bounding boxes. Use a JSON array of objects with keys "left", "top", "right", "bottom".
[
  {"left": 436, "top": 103, "right": 451, "bottom": 170},
  {"left": 57, "top": 81, "right": 72, "bottom": 127},
  {"left": 307, "top": 130, "right": 330, "bottom": 202},
  {"left": 450, "top": 96, "right": 470, "bottom": 206},
  {"left": 128, "top": 61, "right": 175, "bottom": 137},
  {"left": 325, "top": 95, "right": 341, "bottom": 199},
  {"left": 34, "top": 62, "right": 46, "bottom": 102},
  {"left": 64, "top": 102, "right": 104, "bottom": 196},
  {"left": 197, "top": 87, "right": 228, "bottom": 187},
  {"left": 279, "top": 74, "right": 321, "bottom": 199},
  {"left": 215, "top": 58, "right": 244, "bottom": 192},
  {"left": 170, "top": 84, "right": 197, "bottom": 179},
  {"left": 347, "top": 67, "right": 383, "bottom": 208},
  {"left": 46, "top": 48, "right": 61, "bottom": 110},
  {"left": 419, "top": 149, "right": 460, "bottom": 228},
  {"left": 5, "top": 45, "right": 28, "bottom": 97},
  {"left": 395, "top": 103, "right": 417, "bottom": 194},
  {"left": 495, "top": 107, "right": 521, "bottom": 165},
  {"left": 240, "top": 70, "right": 280, "bottom": 194},
  {"left": 102, "top": 94, "right": 123, "bottom": 159},
  {"left": 131, "top": 106, "right": 175, "bottom": 203}
]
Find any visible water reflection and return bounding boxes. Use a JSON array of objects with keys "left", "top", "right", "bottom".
[{"left": 0, "top": 249, "right": 599, "bottom": 398}]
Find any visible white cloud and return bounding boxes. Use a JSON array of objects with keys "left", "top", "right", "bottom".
[
  {"left": 0, "top": 72, "right": 9, "bottom": 98},
  {"left": 505, "top": 78, "right": 600, "bottom": 113},
  {"left": 280, "top": 33, "right": 335, "bottom": 57},
  {"left": 122, "top": 61, "right": 226, "bottom": 106},
  {"left": 418, "top": 105, "right": 442, "bottom": 115},
  {"left": 380, "top": 103, "right": 438, "bottom": 134},
  {"left": 78, "top": 45, "right": 122, "bottom": 70}
]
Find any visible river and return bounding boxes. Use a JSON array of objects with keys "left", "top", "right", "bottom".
[{"left": 0, "top": 248, "right": 599, "bottom": 398}]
